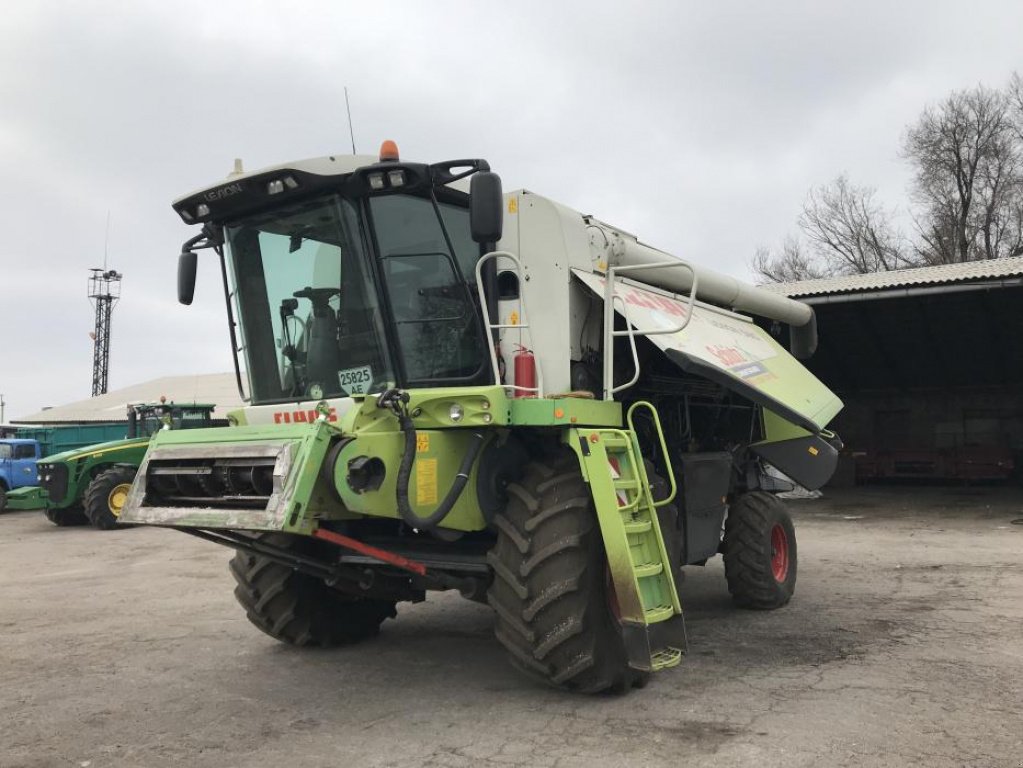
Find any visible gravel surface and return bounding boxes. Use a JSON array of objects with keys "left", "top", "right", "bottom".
[{"left": 1, "top": 486, "right": 1021, "bottom": 767}]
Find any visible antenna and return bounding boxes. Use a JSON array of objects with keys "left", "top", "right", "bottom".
[
  {"left": 104, "top": 211, "right": 111, "bottom": 270},
  {"left": 344, "top": 86, "right": 356, "bottom": 155}
]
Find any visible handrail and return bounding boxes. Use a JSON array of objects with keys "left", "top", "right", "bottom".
[
  {"left": 474, "top": 251, "right": 544, "bottom": 397},
  {"left": 626, "top": 401, "right": 678, "bottom": 507},
  {"left": 602, "top": 260, "right": 699, "bottom": 400}
]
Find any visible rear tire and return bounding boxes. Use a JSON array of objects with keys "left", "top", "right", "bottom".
[
  {"left": 0, "top": 489, "right": 7, "bottom": 513},
  {"left": 230, "top": 534, "right": 396, "bottom": 647},
  {"left": 723, "top": 491, "right": 797, "bottom": 609},
  {"left": 45, "top": 506, "right": 89, "bottom": 527},
  {"left": 84, "top": 466, "right": 137, "bottom": 530},
  {"left": 487, "top": 449, "right": 638, "bottom": 693}
]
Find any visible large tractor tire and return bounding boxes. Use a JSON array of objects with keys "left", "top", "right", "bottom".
[
  {"left": 44, "top": 506, "right": 89, "bottom": 527},
  {"left": 487, "top": 449, "right": 638, "bottom": 693},
  {"left": 230, "top": 534, "right": 396, "bottom": 647},
  {"left": 0, "top": 488, "right": 7, "bottom": 513},
  {"left": 84, "top": 466, "right": 137, "bottom": 530},
  {"left": 723, "top": 491, "right": 797, "bottom": 610}
]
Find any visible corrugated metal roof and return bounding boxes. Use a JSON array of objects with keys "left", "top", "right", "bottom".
[
  {"left": 759, "top": 256, "right": 1023, "bottom": 298},
  {"left": 13, "top": 373, "right": 244, "bottom": 424}
]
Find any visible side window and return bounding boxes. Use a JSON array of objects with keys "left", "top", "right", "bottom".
[
  {"left": 372, "top": 196, "right": 480, "bottom": 281},
  {"left": 14, "top": 444, "right": 36, "bottom": 459},
  {"left": 381, "top": 253, "right": 480, "bottom": 382},
  {"left": 438, "top": 203, "right": 481, "bottom": 281}
]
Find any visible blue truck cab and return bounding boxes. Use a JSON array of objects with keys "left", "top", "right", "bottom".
[{"left": 0, "top": 439, "right": 43, "bottom": 508}]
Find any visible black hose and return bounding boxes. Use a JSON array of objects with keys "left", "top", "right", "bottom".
[{"left": 395, "top": 414, "right": 486, "bottom": 530}]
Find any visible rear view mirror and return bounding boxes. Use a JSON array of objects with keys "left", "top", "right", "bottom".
[
  {"left": 470, "top": 171, "right": 504, "bottom": 244},
  {"left": 178, "top": 251, "right": 198, "bottom": 305}
]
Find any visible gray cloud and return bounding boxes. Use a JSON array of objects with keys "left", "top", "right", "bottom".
[{"left": 2, "top": 0, "right": 1021, "bottom": 417}]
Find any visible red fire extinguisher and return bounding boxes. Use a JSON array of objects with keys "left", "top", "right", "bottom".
[{"left": 513, "top": 344, "right": 537, "bottom": 398}]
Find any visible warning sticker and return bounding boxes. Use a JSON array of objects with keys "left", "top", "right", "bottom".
[
  {"left": 416, "top": 433, "right": 430, "bottom": 453},
  {"left": 416, "top": 458, "right": 438, "bottom": 506}
]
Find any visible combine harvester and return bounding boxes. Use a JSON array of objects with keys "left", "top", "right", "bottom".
[{"left": 121, "top": 142, "right": 842, "bottom": 693}]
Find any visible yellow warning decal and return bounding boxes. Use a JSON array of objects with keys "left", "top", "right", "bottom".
[
  {"left": 416, "top": 433, "right": 430, "bottom": 453},
  {"left": 416, "top": 458, "right": 438, "bottom": 505},
  {"left": 508, "top": 197, "right": 518, "bottom": 214},
  {"left": 808, "top": 446, "right": 819, "bottom": 456}
]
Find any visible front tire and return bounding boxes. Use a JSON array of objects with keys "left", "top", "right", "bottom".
[
  {"left": 230, "top": 534, "right": 396, "bottom": 647},
  {"left": 487, "top": 449, "right": 636, "bottom": 693},
  {"left": 723, "top": 491, "right": 797, "bottom": 609},
  {"left": 84, "top": 466, "right": 137, "bottom": 530},
  {"left": 45, "top": 506, "right": 89, "bottom": 527}
]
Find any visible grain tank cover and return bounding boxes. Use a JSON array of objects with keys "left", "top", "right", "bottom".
[{"left": 572, "top": 270, "right": 842, "bottom": 432}]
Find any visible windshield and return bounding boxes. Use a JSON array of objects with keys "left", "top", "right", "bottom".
[
  {"left": 223, "top": 191, "right": 488, "bottom": 404},
  {"left": 226, "top": 196, "right": 394, "bottom": 402},
  {"left": 132, "top": 406, "right": 214, "bottom": 437}
]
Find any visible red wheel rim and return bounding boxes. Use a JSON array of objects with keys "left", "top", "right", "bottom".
[{"left": 770, "top": 524, "right": 789, "bottom": 582}]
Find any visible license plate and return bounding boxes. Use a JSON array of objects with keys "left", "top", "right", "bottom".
[{"left": 338, "top": 365, "right": 373, "bottom": 395}]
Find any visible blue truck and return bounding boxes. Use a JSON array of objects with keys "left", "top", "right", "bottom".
[{"left": 0, "top": 423, "right": 130, "bottom": 514}]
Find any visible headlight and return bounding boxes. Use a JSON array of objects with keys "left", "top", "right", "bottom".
[{"left": 448, "top": 403, "right": 464, "bottom": 423}]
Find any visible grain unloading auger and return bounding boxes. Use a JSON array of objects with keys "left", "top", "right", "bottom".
[{"left": 121, "top": 141, "right": 842, "bottom": 693}]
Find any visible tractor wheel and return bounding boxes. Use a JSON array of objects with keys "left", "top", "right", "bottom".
[
  {"left": 723, "top": 491, "right": 797, "bottom": 610},
  {"left": 0, "top": 489, "right": 7, "bottom": 513},
  {"left": 44, "top": 506, "right": 89, "bottom": 527},
  {"left": 84, "top": 466, "right": 137, "bottom": 530},
  {"left": 487, "top": 449, "right": 638, "bottom": 693},
  {"left": 230, "top": 534, "right": 396, "bottom": 647}
]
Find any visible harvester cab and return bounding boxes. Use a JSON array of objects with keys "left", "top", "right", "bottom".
[{"left": 122, "top": 142, "right": 842, "bottom": 693}]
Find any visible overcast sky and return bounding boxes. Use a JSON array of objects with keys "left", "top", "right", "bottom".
[{"left": 1, "top": 0, "right": 1021, "bottom": 419}]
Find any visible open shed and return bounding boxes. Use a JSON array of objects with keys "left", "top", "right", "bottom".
[{"left": 763, "top": 257, "right": 1023, "bottom": 483}]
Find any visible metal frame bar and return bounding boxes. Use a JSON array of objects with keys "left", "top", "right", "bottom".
[
  {"left": 602, "top": 261, "right": 698, "bottom": 400},
  {"left": 474, "top": 251, "right": 544, "bottom": 397}
]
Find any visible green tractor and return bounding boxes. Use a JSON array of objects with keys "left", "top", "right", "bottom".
[
  {"left": 38, "top": 401, "right": 218, "bottom": 529},
  {"left": 121, "top": 142, "right": 842, "bottom": 693}
]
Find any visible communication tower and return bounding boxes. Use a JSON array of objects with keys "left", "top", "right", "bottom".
[{"left": 88, "top": 268, "right": 122, "bottom": 396}]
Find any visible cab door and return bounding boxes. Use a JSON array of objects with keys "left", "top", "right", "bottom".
[{"left": 11, "top": 443, "right": 39, "bottom": 489}]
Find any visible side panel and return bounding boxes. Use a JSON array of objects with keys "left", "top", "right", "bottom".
[{"left": 573, "top": 269, "right": 843, "bottom": 432}]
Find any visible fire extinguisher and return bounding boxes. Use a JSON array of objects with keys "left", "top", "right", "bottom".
[{"left": 513, "top": 344, "right": 537, "bottom": 398}]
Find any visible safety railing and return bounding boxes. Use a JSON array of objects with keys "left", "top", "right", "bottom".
[
  {"left": 474, "top": 251, "right": 544, "bottom": 398},
  {"left": 602, "top": 261, "right": 698, "bottom": 400}
]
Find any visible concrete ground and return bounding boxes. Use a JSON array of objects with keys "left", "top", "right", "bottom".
[{"left": 1, "top": 487, "right": 1021, "bottom": 768}]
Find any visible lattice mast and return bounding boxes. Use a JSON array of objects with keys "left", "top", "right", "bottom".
[{"left": 88, "top": 268, "right": 122, "bottom": 396}]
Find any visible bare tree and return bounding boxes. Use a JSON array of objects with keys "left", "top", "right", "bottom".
[
  {"left": 799, "top": 175, "right": 910, "bottom": 273},
  {"left": 750, "top": 236, "right": 828, "bottom": 283},
  {"left": 1008, "top": 71, "right": 1023, "bottom": 143},
  {"left": 903, "top": 84, "right": 1021, "bottom": 263}
]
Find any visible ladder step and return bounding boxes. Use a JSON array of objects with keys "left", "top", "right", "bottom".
[
  {"left": 623, "top": 519, "right": 652, "bottom": 534},
  {"left": 644, "top": 604, "right": 675, "bottom": 623},
  {"left": 633, "top": 562, "right": 663, "bottom": 578},
  {"left": 613, "top": 479, "right": 640, "bottom": 491},
  {"left": 651, "top": 647, "right": 683, "bottom": 671}
]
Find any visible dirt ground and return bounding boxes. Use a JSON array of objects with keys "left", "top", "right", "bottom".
[{"left": 1, "top": 486, "right": 1021, "bottom": 768}]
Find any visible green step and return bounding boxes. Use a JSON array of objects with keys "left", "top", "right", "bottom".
[
  {"left": 644, "top": 604, "right": 675, "bottom": 623},
  {"left": 633, "top": 562, "right": 664, "bottom": 578},
  {"left": 651, "top": 647, "right": 683, "bottom": 671},
  {"left": 623, "top": 519, "right": 652, "bottom": 534}
]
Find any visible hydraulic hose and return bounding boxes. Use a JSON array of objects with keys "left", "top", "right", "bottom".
[{"left": 394, "top": 413, "right": 486, "bottom": 530}]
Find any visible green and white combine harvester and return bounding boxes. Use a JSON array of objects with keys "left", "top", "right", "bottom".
[{"left": 121, "top": 141, "right": 842, "bottom": 693}]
